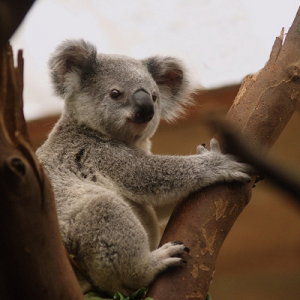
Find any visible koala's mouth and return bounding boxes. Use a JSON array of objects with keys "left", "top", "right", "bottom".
[{"left": 127, "top": 118, "right": 149, "bottom": 132}]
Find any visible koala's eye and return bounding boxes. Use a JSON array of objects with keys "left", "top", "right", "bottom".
[
  {"left": 152, "top": 92, "right": 157, "bottom": 102},
  {"left": 110, "top": 89, "right": 122, "bottom": 99}
]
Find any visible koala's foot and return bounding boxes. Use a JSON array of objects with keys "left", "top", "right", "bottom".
[
  {"left": 102, "top": 240, "right": 189, "bottom": 296},
  {"left": 197, "top": 138, "right": 253, "bottom": 184},
  {"left": 150, "top": 241, "right": 189, "bottom": 270}
]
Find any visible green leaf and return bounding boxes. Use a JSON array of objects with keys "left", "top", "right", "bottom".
[
  {"left": 84, "top": 291, "right": 110, "bottom": 299},
  {"left": 113, "top": 292, "right": 124, "bottom": 300},
  {"left": 129, "top": 287, "right": 147, "bottom": 300}
]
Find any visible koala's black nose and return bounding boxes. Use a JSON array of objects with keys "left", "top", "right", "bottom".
[{"left": 132, "top": 90, "right": 154, "bottom": 123}]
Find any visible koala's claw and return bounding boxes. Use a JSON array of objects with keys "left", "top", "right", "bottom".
[
  {"left": 172, "top": 240, "right": 184, "bottom": 245},
  {"left": 172, "top": 241, "right": 190, "bottom": 253},
  {"left": 181, "top": 259, "right": 187, "bottom": 264},
  {"left": 184, "top": 246, "right": 190, "bottom": 253}
]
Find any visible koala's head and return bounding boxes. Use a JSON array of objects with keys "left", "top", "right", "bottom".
[{"left": 49, "top": 39, "right": 193, "bottom": 150}]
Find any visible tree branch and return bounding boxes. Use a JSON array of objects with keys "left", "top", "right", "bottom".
[
  {"left": 0, "top": 0, "right": 35, "bottom": 50},
  {"left": 147, "top": 7, "right": 300, "bottom": 300},
  {"left": 0, "top": 2, "right": 84, "bottom": 298},
  {"left": 0, "top": 44, "right": 83, "bottom": 300}
]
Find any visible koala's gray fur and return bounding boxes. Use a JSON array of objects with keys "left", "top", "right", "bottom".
[{"left": 36, "top": 39, "right": 252, "bottom": 296}]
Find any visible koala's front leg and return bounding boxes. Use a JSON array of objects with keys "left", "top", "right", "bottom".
[
  {"left": 195, "top": 138, "right": 252, "bottom": 185},
  {"left": 107, "top": 138, "right": 252, "bottom": 207}
]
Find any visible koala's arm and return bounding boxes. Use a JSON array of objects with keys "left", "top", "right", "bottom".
[{"left": 95, "top": 139, "right": 251, "bottom": 207}]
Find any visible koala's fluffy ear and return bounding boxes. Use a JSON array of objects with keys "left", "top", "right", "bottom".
[
  {"left": 142, "top": 56, "right": 192, "bottom": 122},
  {"left": 49, "top": 39, "right": 97, "bottom": 99}
]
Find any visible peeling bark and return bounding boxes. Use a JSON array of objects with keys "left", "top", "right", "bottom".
[{"left": 147, "top": 7, "right": 300, "bottom": 300}]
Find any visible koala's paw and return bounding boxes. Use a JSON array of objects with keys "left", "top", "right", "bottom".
[
  {"left": 197, "top": 138, "right": 253, "bottom": 184},
  {"left": 151, "top": 241, "right": 189, "bottom": 270},
  {"left": 224, "top": 161, "right": 252, "bottom": 183}
]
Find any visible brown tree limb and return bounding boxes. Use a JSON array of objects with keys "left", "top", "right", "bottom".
[
  {"left": 147, "top": 7, "right": 300, "bottom": 300},
  {"left": 0, "top": 45, "right": 83, "bottom": 300},
  {"left": 0, "top": 0, "right": 35, "bottom": 50},
  {"left": 0, "top": 2, "right": 84, "bottom": 298}
]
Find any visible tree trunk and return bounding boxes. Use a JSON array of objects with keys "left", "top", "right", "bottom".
[
  {"left": 0, "top": 2, "right": 84, "bottom": 298},
  {"left": 0, "top": 45, "right": 83, "bottom": 300},
  {"left": 147, "top": 7, "right": 300, "bottom": 300}
]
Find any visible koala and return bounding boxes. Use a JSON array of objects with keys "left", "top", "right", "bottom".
[{"left": 36, "top": 39, "right": 252, "bottom": 296}]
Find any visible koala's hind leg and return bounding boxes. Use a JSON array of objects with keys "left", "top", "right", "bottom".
[{"left": 69, "top": 191, "right": 187, "bottom": 296}]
